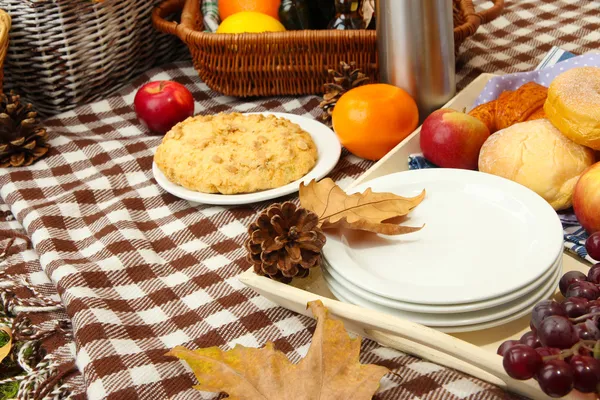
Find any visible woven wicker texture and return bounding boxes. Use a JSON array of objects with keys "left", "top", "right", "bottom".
[
  {"left": 153, "top": 0, "right": 504, "bottom": 97},
  {"left": 0, "top": 0, "right": 188, "bottom": 116}
]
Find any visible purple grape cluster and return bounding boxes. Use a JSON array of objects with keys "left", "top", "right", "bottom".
[
  {"left": 499, "top": 244, "right": 600, "bottom": 398},
  {"left": 587, "top": 232, "right": 600, "bottom": 262}
]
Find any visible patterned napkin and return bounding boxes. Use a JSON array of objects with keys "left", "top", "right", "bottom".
[
  {"left": 473, "top": 52, "right": 600, "bottom": 108},
  {"left": 410, "top": 51, "right": 599, "bottom": 264}
]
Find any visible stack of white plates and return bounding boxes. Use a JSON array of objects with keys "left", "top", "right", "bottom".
[{"left": 322, "top": 169, "right": 565, "bottom": 333}]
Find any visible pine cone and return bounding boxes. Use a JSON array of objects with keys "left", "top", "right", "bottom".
[
  {"left": 0, "top": 91, "right": 50, "bottom": 168},
  {"left": 319, "top": 61, "right": 370, "bottom": 124},
  {"left": 245, "top": 202, "right": 326, "bottom": 283}
]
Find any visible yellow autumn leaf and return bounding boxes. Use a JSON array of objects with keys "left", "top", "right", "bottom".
[
  {"left": 167, "top": 300, "right": 389, "bottom": 400},
  {"left": 0, "top": 326, "right": 12, "bottom": 364},
  {"left": 299, "top": 178, "right": 425, "bottom": 235}
]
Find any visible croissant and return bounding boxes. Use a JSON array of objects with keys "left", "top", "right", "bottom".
[{"left": 468, "top": 82, "right": 548, "bottom": 133}]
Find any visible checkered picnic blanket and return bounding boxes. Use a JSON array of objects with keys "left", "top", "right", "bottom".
[{"left": 1, "top": 1, "right": 600, "bottom": 399}]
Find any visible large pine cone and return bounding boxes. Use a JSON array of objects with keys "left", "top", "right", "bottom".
[
  {"left": 245, "top": 202, "right": 326, "bottom": 283},
  {"left": 319, "top": 61, "right": 370, "bottom": 124},
  {"left": 0, "top": 91, "right": 50, "bottom": 167}
]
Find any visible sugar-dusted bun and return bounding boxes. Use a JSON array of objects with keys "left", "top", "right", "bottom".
[
  {"left": 478, "top": 119, "right": 595, "bottom": 210},
  {"left": 544, "top": 67, "right": 600, "bottom": 150}
]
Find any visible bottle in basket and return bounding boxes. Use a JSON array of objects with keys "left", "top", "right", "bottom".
[
  {"left": 376, "top": 0, "right": 456, "bottom": 118},
  {"left": 329, "top": 0, "right": 366, "bottom": 30}
]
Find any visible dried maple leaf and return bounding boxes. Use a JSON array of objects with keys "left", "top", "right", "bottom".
[
  {"left": 167, "top": 300, "right": 388, "bottom": 400},
  {"left": 299, "top": 178, "right": 425, "bottom": 235}
]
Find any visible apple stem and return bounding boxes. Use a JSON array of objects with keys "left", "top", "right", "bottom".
[{"left": 159, "top": 81, "right": 166, "bottom": 92}]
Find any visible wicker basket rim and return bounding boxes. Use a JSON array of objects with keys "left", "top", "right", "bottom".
[{"left": 153, "top": 0, "right": 504, "bottom": 45}]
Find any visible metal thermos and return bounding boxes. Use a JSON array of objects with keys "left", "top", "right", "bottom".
[{"left": 376, "top": 0, "right": 456, "bottom": 119}]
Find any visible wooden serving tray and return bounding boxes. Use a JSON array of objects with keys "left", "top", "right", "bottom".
[{"left": 239, "top": 74, "right": 592, "bottom": 400}]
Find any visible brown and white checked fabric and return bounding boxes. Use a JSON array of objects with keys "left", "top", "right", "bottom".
[
  {"left": 456, "top": 0, "right": 600, "bottom": 87},
  {"left": 0, "top": 0, "right": 597, "bottom": 398},
  {"left": 0, "top": 201, "right": 85, "bottom": 398},
  {"left": 0, "top": 63, "right": 516, "bottom": 400}
]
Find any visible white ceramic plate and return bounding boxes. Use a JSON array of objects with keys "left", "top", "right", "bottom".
[
  {"left": 326, "top": 261, "right": 561, "bottom": 333},
  {"left": 323, "top": 259, "right": 561, "bottom": 327},
  {"left": 323, "top": 169, "right": 564, "bottom": 305},
  {"left": 152, "top": 112, "right": 342, "bottom": 205},
  {"left": 323, "top": 252, "right": 561, "bottom": 314}
]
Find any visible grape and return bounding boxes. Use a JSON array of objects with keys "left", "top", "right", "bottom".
[
  {"left": 565, "top": 280, "right": 600, "bottom": 301},
  {"left": 577, "top": 347, "right": 592, "bottom": 358},
  {"left": 536, "top": 359, "right": 574, "bottom": 398},
  {"left": 559, "top": 271, "right": 587, "bottom": 296},
  {"left": 574, "top": 320, "right": 600, "bottom": 340},
  {"left": 538, "top": 316, "right": 579, "bottom": 349},
  {"left": 502, "top": 344, "right": 543, "bottom": 380},
  {"left": 519, "top": 331, "right": 541, "bottom": 348},
  {"left": 530, "top": 320, "right": 537, "bottom": 334},
  {"left": 586, "top": 232, "right": 600, "bottom": 261},
  {"left": 574, "top": 322, "right": 594, "bottom": 340},
  {"left": 497, "top": 340, "right": 520, "bottom": 356},
  {"left": 562, "top": 297, "right": 589, "bottom": 318},
  {"left": 588, "top": 263, "right": 600, "bottom": 284},
  {"left": 570, "top": 355, "right": 600, "bottom": 393},
  {"left": 587, "top": 301, "right": 600, "bottom": 314},
  {"left": 535, "top": 347, "right": 561, "bottom": 358},
  {"left": 531, "top": 300, "right": 567, "bottom": 331}
]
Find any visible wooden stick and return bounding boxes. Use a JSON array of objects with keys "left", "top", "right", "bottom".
[{"left": 239, "top": 270, "right": 551, "bottom": 399}]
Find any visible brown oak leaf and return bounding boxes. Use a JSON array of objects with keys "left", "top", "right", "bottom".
[
  {"left": 299, "top": 178, "right": 425, "bottom": 235},
  {"left": 166, "top": 300, "right": 389, "bottom": 400}
]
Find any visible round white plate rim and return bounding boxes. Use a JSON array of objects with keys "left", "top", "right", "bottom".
[
  {"left": 152, "top": 112, "right": 342, "bottom": 205},
  {"left": 327, "top": 282, "right": 550, "bottom": 334},
  {"left": 326, "top": 265, "right": 561, "bottom": 333},
  {"left": 323, "top": 251, "right": 561, "bottom": 314},
  {"left": 322, "top": 260, "right": 561, "bottom": 327},
  {"left": 323, "top": 262, "right": 560, "bottom": 325},
  {"left": 323, "top": 168, "right": 564, "bottom": 304}
]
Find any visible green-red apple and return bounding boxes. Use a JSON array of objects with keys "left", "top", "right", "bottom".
[
  {"left": 420, "top": 109, "right": 490, "bottom": 170},
  {"left": 574, "top": 161, "right": 600, "bottom": 234}
]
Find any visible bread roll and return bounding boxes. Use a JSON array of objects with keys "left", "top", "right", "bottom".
[
  {"left": 544, "top": 67, "right": 600, "bottom": 150},
  {"left": 478, "top": 119, "right": 595, "bottom": 210}
]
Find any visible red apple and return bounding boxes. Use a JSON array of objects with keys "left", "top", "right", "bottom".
[
  {"left": 420, "top": 108, "right": 490, "bottom": 170},
  {"left": 573, "top": 162, "right": 600, "bottom": 234},
  {"left": 134, "top": 81, "right": 194, "bottom": 134}
]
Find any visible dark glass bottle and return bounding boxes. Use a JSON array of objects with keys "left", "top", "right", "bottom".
[
  {"left": 367, "top": 15, "right": 375, "bottom": 30},
  {"left": 279, "top": 0, "right": 311, "bottom": 30},
  {"left": 328, "top": 0, "right": 365, "bottom": 30},
  {"left": 306, "top": 0, "right": 336, "bottom": 29}
]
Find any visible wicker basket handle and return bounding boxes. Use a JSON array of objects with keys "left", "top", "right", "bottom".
[
  {"left": 0, "top": 9, "right": 11, "bottom": 93},
  {"left": 475, "top": 0, "right": 504, "bottom": 24},
  {"left": 180, "top": 0, "right": 200, "bottom": 31},
  {"left": 152, "top": 0, "right": 188, "bottom": 38}
]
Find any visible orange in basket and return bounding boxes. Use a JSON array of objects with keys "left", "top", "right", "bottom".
[
  {"left": 219, "top": 0, "right": 281, "bottom": 21},
  {"left": 332, "top": 84, "right": 419, "bottom": 161}
]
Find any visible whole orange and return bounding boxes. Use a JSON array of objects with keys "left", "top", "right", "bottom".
[
  {"left": 332, "top": 84, "right": 419, "bottom": 161},
  {"left": 219, "top": 0, "right": 281, "bottom": 21}
]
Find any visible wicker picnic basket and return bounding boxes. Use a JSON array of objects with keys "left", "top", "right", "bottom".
[
  {"left": 153, "top": 0, "right": 504, "bottom": 98},
  {"left": 0, "top": 0, "right": 187, "bottom": 116}
]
